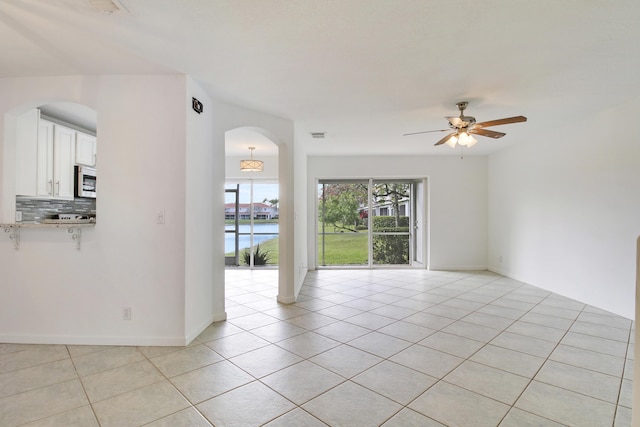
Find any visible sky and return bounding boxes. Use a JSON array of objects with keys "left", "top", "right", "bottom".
[{"left": 225, "top": 182, "right": 279, "bottom": 205}]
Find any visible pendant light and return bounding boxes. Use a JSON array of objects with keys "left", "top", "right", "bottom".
[{"left": 240, "top": 146, "right": 264, "bottom": 172}]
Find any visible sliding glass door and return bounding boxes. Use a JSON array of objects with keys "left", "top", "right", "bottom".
[
  {"left": 317, "top": 179, "right": 426, "bottom": 268},
  {"left": 317, "top": 181, "right": 368, "bottom": 266}
]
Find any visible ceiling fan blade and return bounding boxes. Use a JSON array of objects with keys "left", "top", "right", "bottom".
[
  {"left": 434, "top": 132, "right": 456, "bottom": 146},
  {"left": 403, "top": 129, "right": 449, "bottom": 136},
  {"left": 474, "top": 116, "right": 527, "bottom": 128},
  {"left": 469, "top": 128, "right": 506, "bottom": 139}
]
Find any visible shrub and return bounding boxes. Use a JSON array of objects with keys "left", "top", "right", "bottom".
[
  {"left": 242, "top": 244, "right": 271, "bottom": 266},
  {"left": 372, "top": 216, "right": 410, "bottom": 264}
]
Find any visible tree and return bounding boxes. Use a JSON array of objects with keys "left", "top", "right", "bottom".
[
  {"left": 262, "top": 198, "right": 279, "bottom": 208},
  {"left": 322, "top": 191, "right": 360, "bottom": 232},
  {"left": 372, "top": 183, "right": 409, "bottom": 227}
]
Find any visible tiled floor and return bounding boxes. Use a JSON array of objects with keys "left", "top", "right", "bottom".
[{"left": 0, "top": 269, "right": 634, "bottom": 426}]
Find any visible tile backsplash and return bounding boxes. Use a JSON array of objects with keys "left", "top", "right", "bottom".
[{"left": 16, "top": 197, "right": 96, "bottom": 223}]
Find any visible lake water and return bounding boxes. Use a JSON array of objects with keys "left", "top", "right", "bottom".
[{"left": 225, "top": 223, "right": 279, "bottom": 253}]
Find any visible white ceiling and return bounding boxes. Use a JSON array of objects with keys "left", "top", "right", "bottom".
[{"left": 1, "top": 0, "right": 639, "bottom": 158}]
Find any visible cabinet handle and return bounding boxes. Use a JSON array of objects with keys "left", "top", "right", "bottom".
[
  {"left": 48, "top": 180, "right": 53, "bottom": 195},
  {"left": 55, "top": 181, "right": 60, "bottom": 196}
]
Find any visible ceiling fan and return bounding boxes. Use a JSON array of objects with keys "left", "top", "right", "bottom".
[{"left": 404, "top": 102, "right": 527, "bottom": 148}]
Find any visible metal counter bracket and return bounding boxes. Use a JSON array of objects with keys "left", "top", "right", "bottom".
[
  {"left": 68, "top": 226, "right": 82, "bottom": 249},
  {"left": 4, "top": 227, "right": 20, "bottom": 250}
]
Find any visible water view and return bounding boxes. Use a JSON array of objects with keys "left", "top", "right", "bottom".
[{"left": 225, "top": 223, "right": 279, "bottom": 253}]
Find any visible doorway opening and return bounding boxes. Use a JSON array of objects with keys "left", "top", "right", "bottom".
[
  {"left": 317, "top": 178, "right": 428, "bottom": 268},
  {"left": 225, "top": 180, "right": 279, "bottom": 268}
]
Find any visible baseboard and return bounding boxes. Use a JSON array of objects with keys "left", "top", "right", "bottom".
[
  {"left": 277, "top": 294, "right": 296, "bottom": 304},
  {"left": 428, "top": 265, "right": 488, "bottom": 271},
  {"left": 0, "top": 334, "right": 188, "bottom": 347}
]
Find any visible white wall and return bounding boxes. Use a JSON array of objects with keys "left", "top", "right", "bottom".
[
  {"left": 307, "top": 155, "right": 488, "bottom": 270},
  {"left": 0, "top": 75, "right": 192, "bottom": 345},
  {"left": 184, "top": 77, "right": 221, "bottom": 342},
  {"left": 488, "top": 98, "right": 640, "bottom": 318},
  {"left": 207, "top": 103, "right": 298, "bottom": 303}
]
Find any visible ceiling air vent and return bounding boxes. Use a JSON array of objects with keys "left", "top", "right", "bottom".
[
  {"left": 89, "top": 0, "right": 128, "bottom": 14},
  {"left": 310, "top": 132, "right": 326, "bottom": 139}
]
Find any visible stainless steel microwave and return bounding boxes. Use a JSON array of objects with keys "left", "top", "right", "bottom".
[{"left": 75, "top": 166, "right": 96, "bottom": 198}]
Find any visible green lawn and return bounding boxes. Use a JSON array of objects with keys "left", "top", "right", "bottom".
[
  {"left": 317, "top": 232, "right": 368, "bottom": 265},
  {"left": 225, "top": 231, "right": 369, "bottom": 266}
]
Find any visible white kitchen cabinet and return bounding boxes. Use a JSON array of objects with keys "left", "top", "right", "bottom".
[
  {"left": 35, "top": 120, "right": 76, "bottom": 200},
  {"left": 76, "top": 132, "right": 97, "bottom": 167},
  {"left": 15, "top": 108, "right": 40, "bottom": 196},
  {"left": 35, "top": 119, "right": 54, "bottom": 198},
  {"left": 52, "top": 125, "right": 76, "bottom": 200}
]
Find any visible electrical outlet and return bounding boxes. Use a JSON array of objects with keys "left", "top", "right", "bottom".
[
  {"left": 156, "top": 210, "right": 165, "bottom": 224},
  {"left": 15, "top": 211, "right": 22, "bottom": 222},
  {"left": 123, "top": 307, "right": 132, "bottom": 320}
]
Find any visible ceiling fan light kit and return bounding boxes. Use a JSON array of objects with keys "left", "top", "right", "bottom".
[{"left": 404, "top": 101, "right": 527, "bottom": 150}]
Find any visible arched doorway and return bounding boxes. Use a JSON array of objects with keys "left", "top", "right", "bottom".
[{"left": 224, "top": 127, "right": 281, "bottom": 317}]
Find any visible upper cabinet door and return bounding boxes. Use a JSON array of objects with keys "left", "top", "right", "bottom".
[
  {"left": 53, "top": 125, "right": 76, "bottom": 200},
  {"left": 15, "top": 108, "right": 41, "bottom": 197},
  {"left": 35, "top": 120, "right": 55, "bottom": 198},
  {"left": 76, "top": 132, "right": 97, "bottom": 167}
]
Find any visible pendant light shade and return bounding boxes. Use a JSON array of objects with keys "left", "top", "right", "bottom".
[{"left": 240, "top": 146, "right": 264, "bottom": 172}]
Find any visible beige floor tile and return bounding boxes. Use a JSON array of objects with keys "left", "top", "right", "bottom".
[
  {"left": 550, "top": 344, "right": 625, "bottom": 377},
  {"left": 170, "top": 359, "right": 253, "bottom": 404},
  {"left": 490, "top": 331, "right": 556, "bottom": 358},
  {"left": 390, "top": 344, "right": 464, "bottom": 378},
  {"left": 22, "top": 406, "right": 99, "bottom": 427},
  {"left": 381, "top": 408, "right": 445, "bottom": 426},
  {"left": 515, "top": 381, "right": 616, "bottom": 427},
  {"left": 313, "top": 321, "right": 371, "bottom": 342},
  {"left": 353, "top": 360, "right": 437, "bottom": 404},
  {"left": 249, "top": 320, "right": 308, "bottom": 342},
  {"left": 378, "top": 321, "right": 437, "bottom": 343},
  {"left": 144, "top": 407, "right": 213, "bottom": 426},
  {"left": 66, "top": 345, "right": 118, "bottom": 358},
  {"left": 444, "top": 360, "right": 530, "bottom": 405},
  {"left": 262, "top": 360, "right": 344, "bottom": 405},
  {"left": 0, "top": 379, "right": 88, "bottom": 427},
  {"left": 92, "top": 381, "right": 190, "bottom": 427},
  {"left": 275, "top": 332, "right": 340, "bottom": 358},
  {"left": 228, "top": 344, "right": 302, "bottom": 378},
  {"left": 204, "top": 331, "right": 270, "bottom": 358},
  {"left": 263, "top": 408, "right": 327, "bottom": 426},
  {"left": 227, "top": 312, "right": 281, "bottom": 330},
  {"left": 0, "top": 269, "right": 631, "bottom": 427},
  {"left": 348, "top": 331, "right": 412, "bottom": 358},
  {"left": 0, "top": 358, "right": 77, "bottom": 399},
  {"left": 72, "top": 346, "right": 144, "bottom": 376},
  {"left": 81, "top": 359, "right": 164, "bottom": 403},
  {"left": 0, "top": 345, "right": 69, "bottom": 374},
  {"left": 535, "top": 360, "right": 621, "bottom": 403},
  {"left": 195, "top": 321, "right": 243, "bottom": 342},
  {"left": 150, "top": 344, "right": 223, "bottom": 378},
  {"left": 419, "top": 331, "right": 485, "bottom": 358},
  {"left": 286, "top": 312, "right": 339, "bottom": 330},
  {"left": 409, "top": 381, "right": 509, "bottom": 427},
  {"left": 499, "top": 408, "right": 564, "bottom": 426},
  {"left": 561, "top": 331, "right": 628, "bottom": 358},
  {"left": 471, "top": 344, "right": 545, "bottom": 378},
  {"left": 309, "top": 344, "right": 383, "bottom": 378},
  {"left": 303, "top": 381, "right": 402, "bottom": 427},
  {"left": 197, "top": 381, "right": 295, "bottom": 427}
]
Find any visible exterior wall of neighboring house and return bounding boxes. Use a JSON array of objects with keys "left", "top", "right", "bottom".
[{"left": 225, "top": 203, "right": 278, "bottom": 219}]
